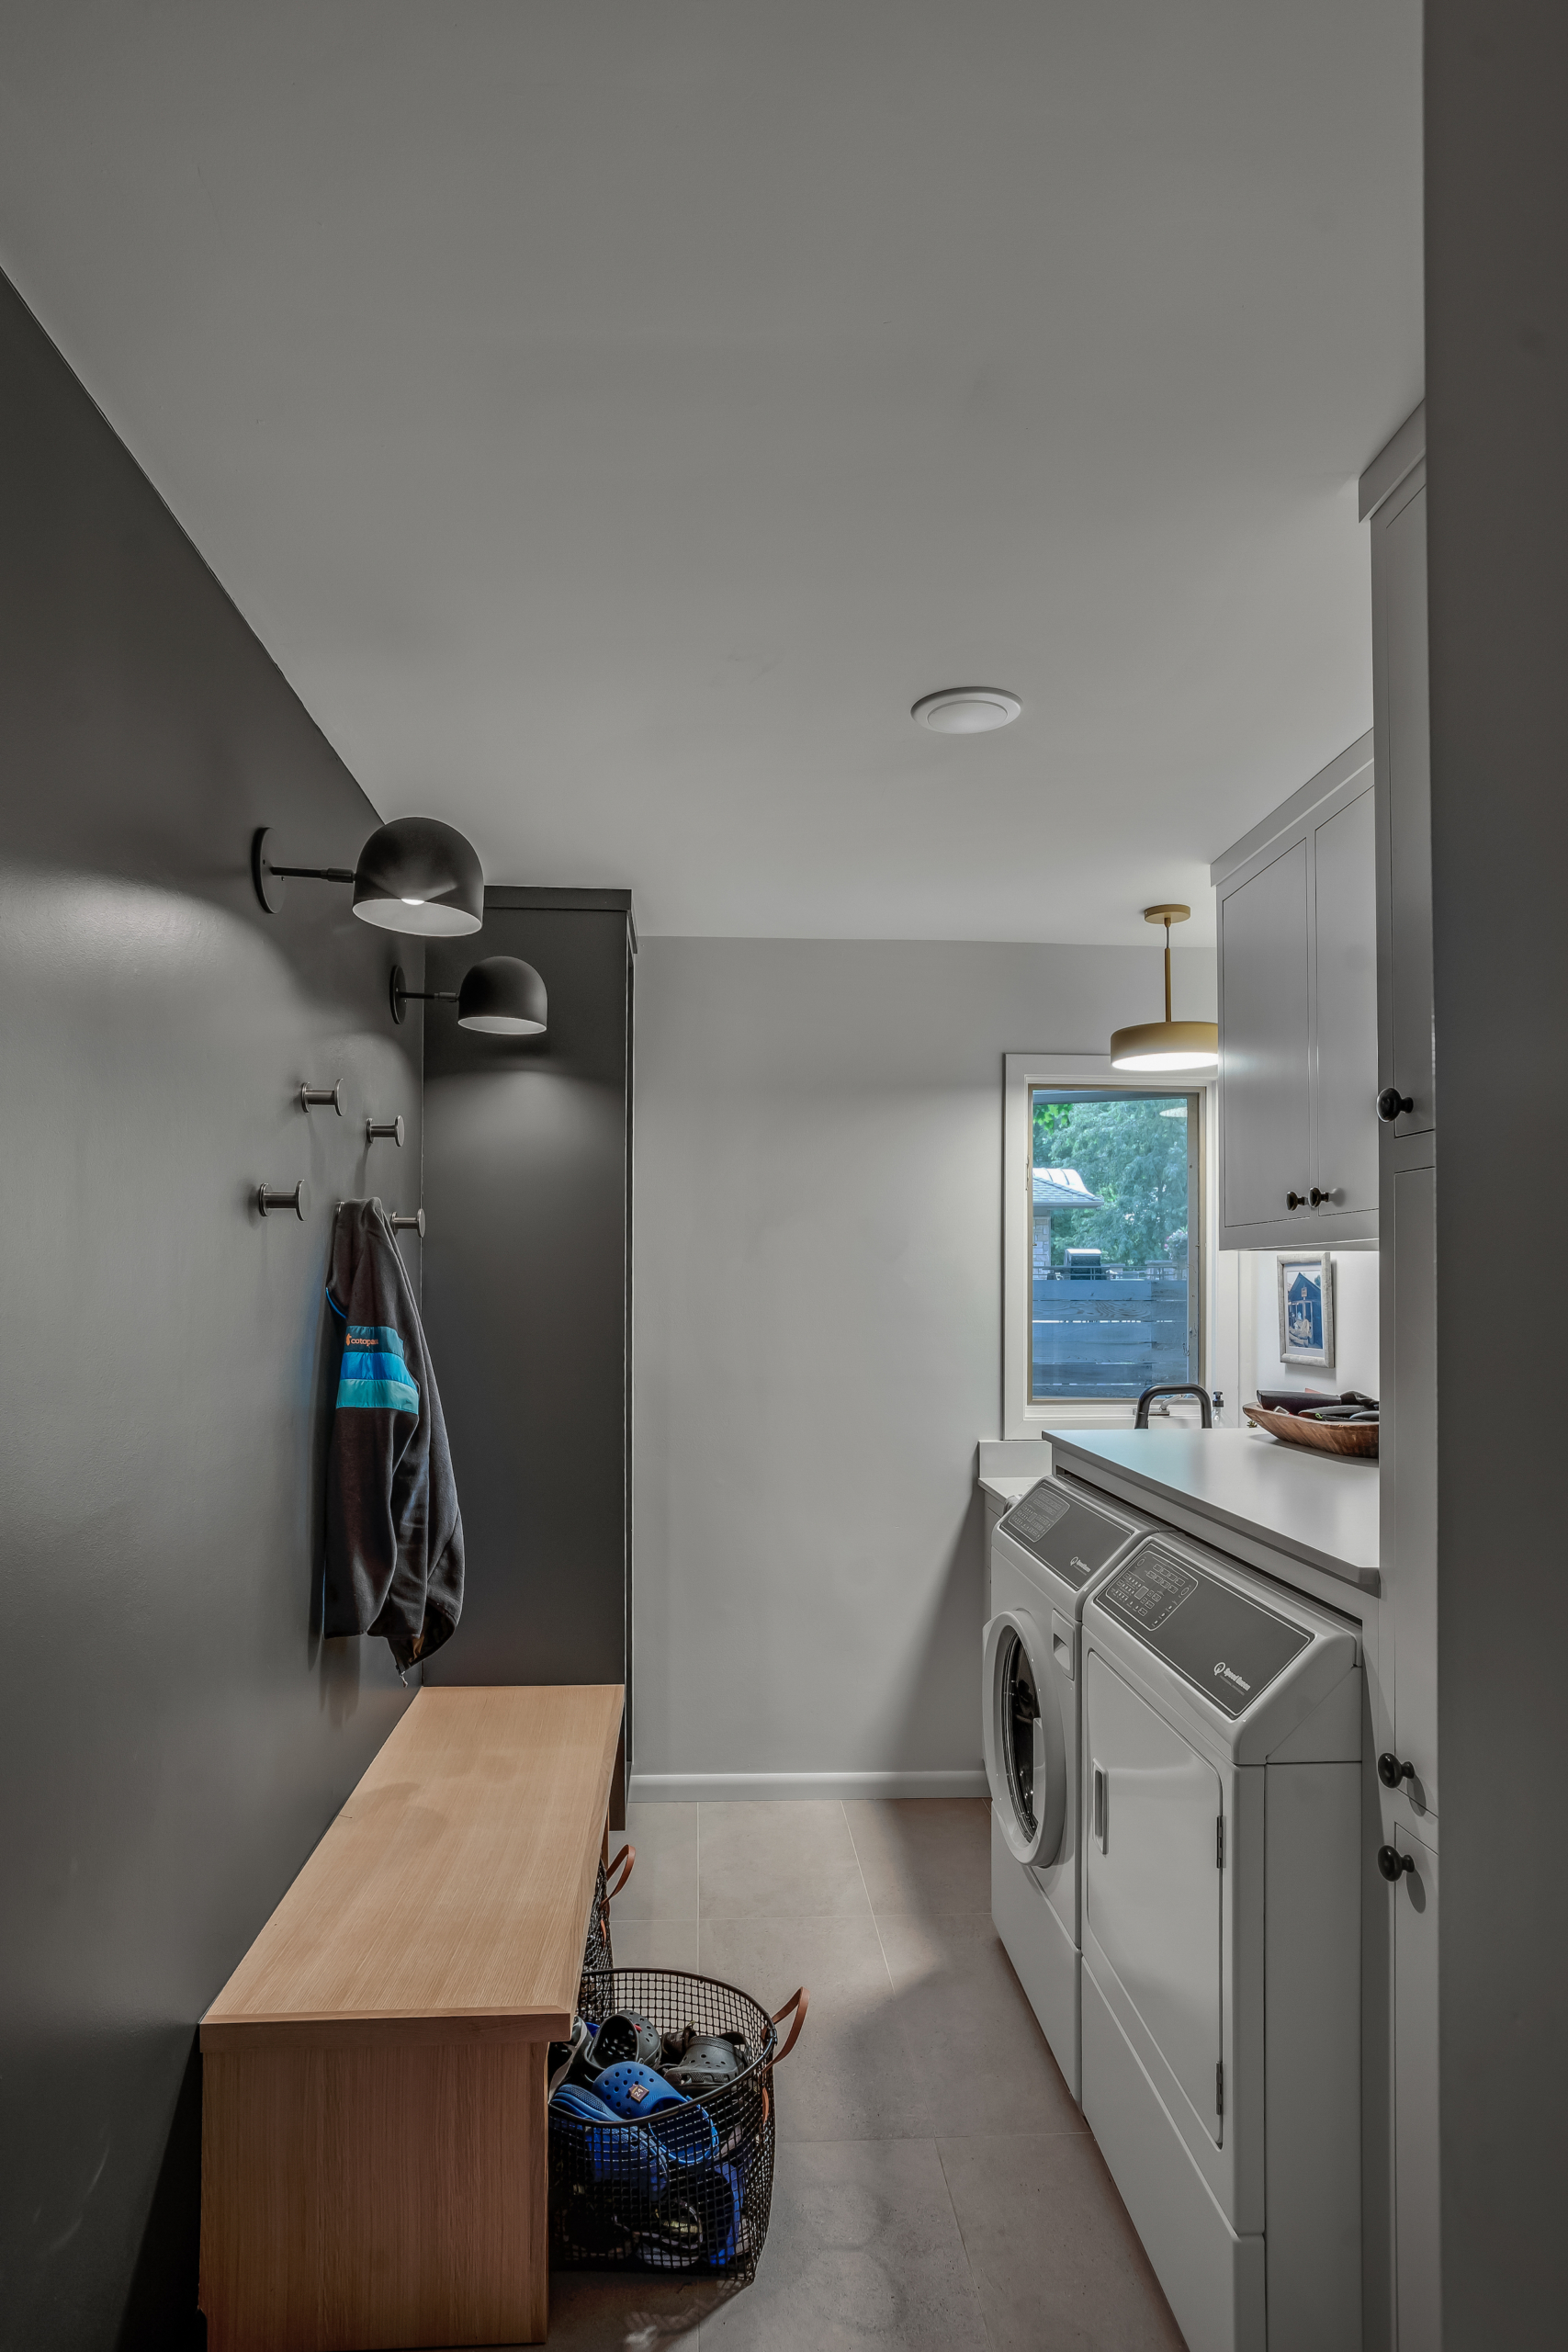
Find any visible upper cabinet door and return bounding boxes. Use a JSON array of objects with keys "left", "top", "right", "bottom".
[
  {"left": 1313, "top": 786, "right": 1379, "bottom": 1216},
  {"left": 1213, "top": 736, "right": 1378, "bottom": 1250},
  {"left": 1220, "top": 839, "right": 1311, "bottom": 1231},
  {"left": 1377, "top": 471, "right": 1435, "bottom": 1137}
]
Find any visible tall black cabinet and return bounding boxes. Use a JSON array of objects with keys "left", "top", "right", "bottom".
[{"left": 419, "top": 888, "right": 633, "bottom": 1823}]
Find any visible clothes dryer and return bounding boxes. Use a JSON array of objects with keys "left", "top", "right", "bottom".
[
  {"left": 983, "top": 1475, "right": 1146, "bottom": 2099},
  {"left": 1080, "top": 1531, "right": 1362, "bottom": 2352}
]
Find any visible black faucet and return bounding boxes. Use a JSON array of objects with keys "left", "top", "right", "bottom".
[{"left": 1134, "top": 1384, "right": 1214, "bottom": 1430}]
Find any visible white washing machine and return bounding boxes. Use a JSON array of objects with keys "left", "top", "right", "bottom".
[
  {"left": 983, "top": 1474, "right": 1147, "bottom": 2100},
  {"left": 1080, "top": 1530, "right": 1363, "bottom": 2352}
]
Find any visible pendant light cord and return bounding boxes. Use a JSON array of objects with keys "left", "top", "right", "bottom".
[{"left": 1164, "top": 917, "right": 1172, "bottom": 1023}]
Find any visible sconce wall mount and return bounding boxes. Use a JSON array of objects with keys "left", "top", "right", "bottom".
[
  {"left": 252, "top": 819, "right": 484, "bottom": 936},
  {"left": 389, "top": 956, "right": 547, "bottom": 1037}
]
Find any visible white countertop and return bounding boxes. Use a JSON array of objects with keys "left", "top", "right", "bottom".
[
  {"left": 976, "top": 1437, "right": 1054, "bottom": 1517},
  {"left": 1045, "top": 1426, "right": 1379, "bottom": 1597},
  {"left": 979, "top": 1473, "right": 1042, "bottom": 1511}
]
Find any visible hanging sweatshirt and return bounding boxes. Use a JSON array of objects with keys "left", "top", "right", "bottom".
[{"left": 323, "top": 1198, "right": 464, "bottom": 1674}]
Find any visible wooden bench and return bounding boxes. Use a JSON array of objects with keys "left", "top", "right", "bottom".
[{"left": 198, "top": 1683, "right": 625, "bottom": 2351}]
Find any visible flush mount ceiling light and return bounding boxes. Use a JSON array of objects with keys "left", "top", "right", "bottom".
[
  {"left": 910, "top": 687, "right": 1021, "bottom": 735},
  {"left": 1110, "top": 905, "right": 1220, "bottom": 1071},
  {"left": 389, "top": 956, "right": 547, "bottom": 1036},
  {"left": 252, "top": 817, "right": 484, "bottom": 936}
]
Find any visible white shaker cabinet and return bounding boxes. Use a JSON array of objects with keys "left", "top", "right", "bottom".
[
  {"left": 1314, "top": 786, "right": 1381, "bottom": 1208},
  {"left": 1212, "top": 734, "right": 1379, "bottom": 1250},
  {"left": 1391, "top": 1825, "right": 1442, "bottom": 2352},
  {"left": 1364, "top": 401, "right": 1438, "bottom": 1814},
  {"left": 1362, "top": 401, "right": 1439, "bottom": 2352},
  {"left": 1368, "top": 427, "right": 1435, "bottom": 1141},
  {"left": 1215, "top": 837, "right": 1310, "bottom": 1229}
]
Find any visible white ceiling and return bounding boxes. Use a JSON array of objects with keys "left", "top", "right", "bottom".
[{"left": 0, "top": 2, "right": 1422, "bottom": 943}]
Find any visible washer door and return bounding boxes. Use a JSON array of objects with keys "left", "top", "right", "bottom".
[{"left": 983, "top": 1609, "right": 1066, "bottom": 1868}]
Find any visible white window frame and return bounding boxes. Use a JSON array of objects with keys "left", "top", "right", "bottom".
[{"left": 1002, "top": 1052, "right": 1218, "bottom": 1438}]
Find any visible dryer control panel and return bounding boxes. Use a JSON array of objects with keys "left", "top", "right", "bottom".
[
  {"left": 1098, "top": 1539, "right": 1311, "bottom": 1719},
  {"left": 998, "top": 1480, "right": 1138, "bottom": 1592}
]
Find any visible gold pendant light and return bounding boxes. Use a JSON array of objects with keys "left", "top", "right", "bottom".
[{"left": 1110, "top": 904, "right": 1219, "bottom": 1071}]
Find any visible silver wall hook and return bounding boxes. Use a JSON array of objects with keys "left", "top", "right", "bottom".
[
  {"left": 258, "top": 1182, "right": 310, "bottom": 1220},
  {"left": 299, "top": 1082, "right": 344, "bottom": 1115},
  {"left": 389, "top": 1209, "right": 425, "bottom": 1237},
  {"left": 367, "top": 1115, "right": 405, "bottom": 1148}
]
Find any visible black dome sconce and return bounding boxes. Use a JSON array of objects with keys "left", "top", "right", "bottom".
[
  {"left": 252, "top": 818, "right": 484, "bottom": 937},
  {"left": 389, "top": 956, "right": 547, "bottom": 1037}
]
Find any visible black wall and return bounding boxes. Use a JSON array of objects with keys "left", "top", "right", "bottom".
[
  {"left": 421, "top": 895, "right": 631, "bottom": 1810},
  {"left": 0, "top": 274, "right": 422, "bottom": 2347},
  {"left": 1427, "top": 4, "right": 1568, "bottom": 2344}
]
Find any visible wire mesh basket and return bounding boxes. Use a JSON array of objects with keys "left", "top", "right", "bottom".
[
  {"left": 581, "top": 1842, "right": 636, "bottom": 1978},
  {"left": 549, "top": 1965, "right": 808, "bottom": 2281}
]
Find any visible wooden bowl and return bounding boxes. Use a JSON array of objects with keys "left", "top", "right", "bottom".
[{"left": 1244, "top": 1403, "right": 1379, "bottom": 1459}]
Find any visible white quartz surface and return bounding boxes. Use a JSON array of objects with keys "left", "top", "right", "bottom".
[
  {"left": 980, "top": 1473, "right": 1041, "bottom": 1511},
  {"left": 1048, "top": 1426, "right": 1379, "bottom": 1593},
  {"left": 976, "top": 1436, "right": 1055, "bottom": 1516}
]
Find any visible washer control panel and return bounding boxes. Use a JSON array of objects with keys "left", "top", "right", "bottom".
[
  {"left": 998, "top": 1479, "right": 1138, "bottom": 1592},
  {"left": 1097, "top": 1539, "right": 1311, "bottom": 1718}
]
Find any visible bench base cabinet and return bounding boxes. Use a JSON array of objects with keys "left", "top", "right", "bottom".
[
  {"left": 201, "top": 2038, "right": 549, "bottom": 2352},
  {"left": 197, "top": 1685, "right": 625, "bottom": 2352},
  {"left": 1213, "top": 736, "right": 1379, "bottom": 1251}
]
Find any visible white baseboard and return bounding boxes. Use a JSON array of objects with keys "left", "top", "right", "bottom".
[{"left": 627, "top": 1768, "right": 989, "bottom": 1804}]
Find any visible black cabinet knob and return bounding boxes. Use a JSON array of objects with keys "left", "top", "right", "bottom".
[
  {"left": 1286, "top": 1190, "right": 1306, "bottom": 1210},
  {"left": 1309, "top": 1185, "right": 1330, "bottom": 1207},
  {"left": 1377, "top": 1845, "right": 1416, "bottom": 1883},
  {"left": 1376, "top": 1087, "right": 1415, "bottom": 1124},
  {"left": 1377, "top": 1752, "right": 1416, "bottom": 1789}
]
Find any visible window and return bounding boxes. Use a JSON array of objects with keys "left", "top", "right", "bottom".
[
  {"left": 1029, "top": 1088, "right": 1199, "bottom": 1401},
  {"left": 1003, "top": 1056, "right": 1211, "bottom": 1433}
]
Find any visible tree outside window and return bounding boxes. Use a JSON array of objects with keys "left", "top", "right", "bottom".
[{"left": 1029, "top": 1089, "right": 1198, "bottom": 1401}]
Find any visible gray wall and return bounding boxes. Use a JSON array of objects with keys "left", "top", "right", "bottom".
[
  {"left": 0, "top": 272, "right": 420, "bottom": 2349},
  {"left": 421, "top": 897, "right": 632, "bottom": 1811},
  {"left": 1427, "top": 6, "right": 1568, "bottom": 2344},
  {"left": 631, "top": 935, "right": 1214, "bottom": 1789}
]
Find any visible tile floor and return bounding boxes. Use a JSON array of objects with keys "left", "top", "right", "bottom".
[{"left": 541, "top": 1799, "right": 1186, "bottom": 2351}]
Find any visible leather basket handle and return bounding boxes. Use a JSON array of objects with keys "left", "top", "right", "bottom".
[
  {"left": 604, "top": 1843, "right": 636, "bottom": 1902},
  {"left": 771, "top": 1985, "right": 809, "bottom": 2064}
]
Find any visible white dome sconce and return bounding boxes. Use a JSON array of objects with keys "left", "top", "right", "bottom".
[
  {"left": 911, "top": 687, "right": 1021, "bottom": 735},
  {"left": 1110, "top": 905, "right": 1220, "bottom": 1071},
  {"left": 389, "top": 956, "right": 548, "bottom": 1037},
  {"left": 252, "top": 817, "right": 485, "bottom": 937}
]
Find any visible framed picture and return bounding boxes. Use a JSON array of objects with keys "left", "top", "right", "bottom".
[{"left": 1277, "top": 1250, "right": 1336, "bottom": 1367}]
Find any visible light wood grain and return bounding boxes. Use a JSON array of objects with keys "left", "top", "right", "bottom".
[
  {"left": 199, "top": 2038, "right": 548, "bottom": 2352},
  {"left": 202, "top": 1684, "right": 623, "bottom": 2048},
  {"left": 1244, "top": 1403, "right": 1380, "bottom": 1458},
  {"left": 199, "top": 1685, "right": 621, "bottom": 2349}
]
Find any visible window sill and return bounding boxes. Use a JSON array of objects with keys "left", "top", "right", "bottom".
[
  {"left": 1014, "top": 1401, "right": 1214, "bottom": 1436},
  {"left": 1025, "top": 1403, "right": 1140, "bottom": 1430}
]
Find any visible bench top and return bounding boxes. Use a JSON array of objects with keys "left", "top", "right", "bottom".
[{"left": 201, "top": 1684, "right": 624, "bottom": 2052}]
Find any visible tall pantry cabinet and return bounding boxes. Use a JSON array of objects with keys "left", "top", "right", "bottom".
[
  {"left": 1363, "top": 402, "right": 1439, "bottom": 2352},
  {"left": 1210, "top": 401, "right": 1438, "bottom": 2352}
]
